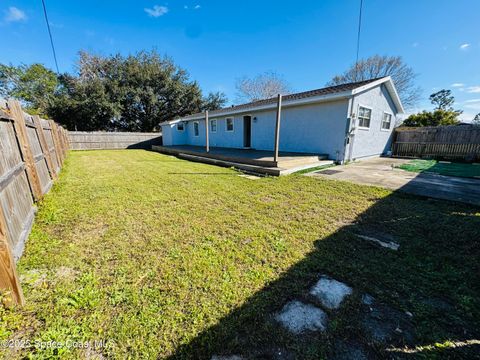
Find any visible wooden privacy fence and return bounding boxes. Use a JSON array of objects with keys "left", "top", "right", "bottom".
[
  {"left": 392, "top": 125, "right": 480, "bottom": 162},
  {"left": 68, "top": 131, "right": 162, "bottom": 150},
  {"left": 0, "top": 99, "right": 68, "bottom": 306}
]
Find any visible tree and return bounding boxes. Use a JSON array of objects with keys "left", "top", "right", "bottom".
[
  {"left": 201, "top": 91, "right": 228, "bottom": 111},
  {"left": 328, "top": 55, "right": 421, "bottom": 109},
  {"left": 0, "top": 63, "right": 58, "bottom": 115},
  {"left": 402, "top": 110, "right": 460, "bottom": 127},
  {"left": 429, "top": 89, "right": 455, "bottom": 111},
  {"left": 49, "top": 50, "right": 221, "bottom": 131},
  {"left": 235, "top": 71, "right": 291, "bottom": 103},
  {"left": 402, "top": 89, "right": 463, "bottom": 127},
  {"left": 473, "top": 113, "right": 480, "bottom": 126}
]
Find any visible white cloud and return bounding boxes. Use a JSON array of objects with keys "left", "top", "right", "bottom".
[
  {"left": 144, "top": 5, "right": 169, "bottom": 17},
  {"left": 464, "top": 99, "right": 480, "bottom": 103},
  {"left": 460, "top": 43, "right": 470, "bottom": 50},
  {"left": 451, "top": 83, "right": 464, "bottom": 88},
  {"left": 184, "top": 5, "right": 189, "bottom": 9},
  {"left": 4, "top": 6, "right": 27, "bottom": 22},
  {"left": 412, "top": 42, "right": 419, "bottom": 48},
  {"left": 467, "top": 86, "right": 480, "bottom": 93},
  {"left": 194, "top": 5, "right": 201, "bottom": 9}
]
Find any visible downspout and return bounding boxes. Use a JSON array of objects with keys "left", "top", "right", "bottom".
[{"left": 343, "top": 95, "right": 356, "bottom": 163}]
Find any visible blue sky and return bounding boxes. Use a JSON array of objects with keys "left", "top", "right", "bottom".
[{"left": 1, "top": 0, "right": 480, "bottom": 120}]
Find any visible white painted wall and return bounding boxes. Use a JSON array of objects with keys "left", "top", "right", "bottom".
[{"left": 350, "top": 84, "right": 398, "bottom": 160}]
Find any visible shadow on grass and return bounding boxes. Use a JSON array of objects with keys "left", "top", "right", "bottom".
[{"left": 166, "top": 186, "right": 480, "bottom": 359}]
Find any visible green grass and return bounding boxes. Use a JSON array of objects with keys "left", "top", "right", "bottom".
[
  {"left": 397, "top": 159, "right": 480, "bottom": 179},
  {"left": 0, "top": 150, "right": 479, "bottom": 359}
]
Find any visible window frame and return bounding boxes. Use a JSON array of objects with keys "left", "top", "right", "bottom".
[
  {"left": 193, "top": 121, "right": 200, "bottom": 137},
  {"left": 225, "top": 117, "right": 234, "bottom": 132},
  {"left": 357, "top": 105, "right": 372, "bottom": 130},
  {"left": 381, "top": 111, "right": 392, "bottom": 131},
  {"left": 176, "top": 122, "right": 184, "bottom": 132},
  {"left": 210, "top": 119, "right": 217, "bottom": 133}
]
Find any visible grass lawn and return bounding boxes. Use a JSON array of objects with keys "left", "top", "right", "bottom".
[
  {"left": 397, "top": 159, "right": 480, "bottom": 179},
  {"left": 0, "top": 150, "right": 479, "bottom": 359}
]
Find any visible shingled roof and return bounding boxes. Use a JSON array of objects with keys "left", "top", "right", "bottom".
[{"left": 164, "top": 76, "right": 403, "bottom": 124}]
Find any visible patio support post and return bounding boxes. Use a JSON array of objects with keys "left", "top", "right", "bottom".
[
  {"left": 205, "top": 110, "right": 209, "bottom": 153},
  {"left": 274, "top": 94, "right": 282, "bottom": 163}
]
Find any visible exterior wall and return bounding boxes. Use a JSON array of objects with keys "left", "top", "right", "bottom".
[
  {"left": 161, "top": 85, "right": 399, "bottom": 162},
  {"left": 161, "top": 122, "right": 188, "bottom": 146},
  {"left": 162, "top": 100, "right": 350, "bottom": 159},
  {"left": 250, "top": 100, "right": 349, "bottom": 158},
  {"left": 350, "top": 84, "right": 398, "bottom": 160}
]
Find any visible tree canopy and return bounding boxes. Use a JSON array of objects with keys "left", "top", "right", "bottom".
[
  {"left": 328, "top": 55, "right": 421, "bottom": 109},
  {"left": 402, "top": 89, "right": 462, "bottom": 127},
  {"left": 1, "top": 50, "right": 227, "bottom": 131},
  {"left": 0, "top": 63, "right": 58, "bottom": 115},
  {"left": 235, "top": 71, "right": 291, "bottom": 103}
]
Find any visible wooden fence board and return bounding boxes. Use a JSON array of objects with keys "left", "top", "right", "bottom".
[
  {"left": 8, "top": 100, "right": 43, "bottom": 200},
  {"left": 33, "top": 115, "right": 57, "bottom": 180},
  {"left": 0, "top": 99, "right": 67, "bottom": 306}
]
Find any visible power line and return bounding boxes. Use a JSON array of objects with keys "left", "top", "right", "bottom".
[
  {"left": 41, "top": 0, "right": 60, "bottom": 73},
  {"left": 355, "top": 0, "right": 364, "bottom": 81}
]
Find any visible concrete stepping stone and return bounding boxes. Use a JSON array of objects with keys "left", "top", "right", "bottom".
[
  {"left": 309, "top": 276, "right": 352, "bottom": 309},
  {"left": 355, "top": 234, "right": 399, "bottom": 251},
  {"left": 275, "top": 300, "right": 328, "bottom": 334}
]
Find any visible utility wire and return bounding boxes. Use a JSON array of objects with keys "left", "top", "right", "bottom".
[
  {"left": 41, "top": 0, "right": 60, "bottom": 73},
  {"left": 354, "top": 0, "right": 364, "bottom": 81}
]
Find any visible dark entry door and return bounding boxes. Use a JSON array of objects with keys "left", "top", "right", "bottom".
[{"left": 243, "top": 116, "right": 252, "bottom": 148}]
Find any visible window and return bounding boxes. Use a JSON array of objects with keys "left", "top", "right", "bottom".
[
  {"left": 381, "top": 112, "right": 392, "bottom": 130},
  {"left": 193, "top": 121, "right": 199, "bottom": 136},
  {"left": 226, "top": 117, "right": 234, "bottom": 132},
  {"left": 358, "top": 106, "right": 371, "bottom": 128},
  {"left": 177, "top": 122, "right": 184, "bottom": 131},
  {"left": 210, "top": 119, "right": 217, "bottom": 132}
]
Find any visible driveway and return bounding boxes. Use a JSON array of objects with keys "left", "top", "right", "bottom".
[{"left": 308, "top": 157, "right": 480, "bottom": 207}]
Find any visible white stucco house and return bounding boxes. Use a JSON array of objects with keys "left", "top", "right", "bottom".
[{"left": 160, "top": 77, "right": 404, "bottom": 163}]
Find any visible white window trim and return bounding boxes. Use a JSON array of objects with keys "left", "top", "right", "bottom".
[
  {"left": 357, "top": 104, "right": 372, "bottom": 130},
  {"left": 225, "top": 117, "right": 234, "bottom": 132},
  {"left": 210, "top": 119, "right": 217, "bottom": 133},
  {"left": 193, "top": 121, "right": 200, "bottom": 137},
  {"left": 380, "top": 111, "right": 393, "bottom": 132},
  {"left": 176, "top": 123, "right": 184, "bottom": 132}
]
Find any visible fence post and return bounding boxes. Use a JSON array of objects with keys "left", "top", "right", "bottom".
[
  {"left": 0, "top": 205, "right": 25, "bottom": 307},
  {"left": 32, "top": 115, "right": 57, "bottom": 180},
  {"left": 8, "top": 100, "right": 43, "bottom": 201}
]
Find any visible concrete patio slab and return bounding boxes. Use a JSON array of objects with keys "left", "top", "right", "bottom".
[{"left": 308, "top": 157, "right": 480, "bottom": 206}]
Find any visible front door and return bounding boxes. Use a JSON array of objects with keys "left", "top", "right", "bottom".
[{"left": 243, "top": 116, "right": 252, "bottom": 148}]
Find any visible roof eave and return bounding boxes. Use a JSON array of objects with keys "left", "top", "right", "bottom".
[
  {"left": 351, "top": 76, "right": 405, "bottom": 114},
  {"left": 164, "top": 90, "right": 353, "bottom": 124}
]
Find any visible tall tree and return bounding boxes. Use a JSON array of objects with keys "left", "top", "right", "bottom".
[
  {"left": 235, "top": 71, "right": 291, "bottom": 103},
  {"left": 328, "top": 55, "right": 421, "bottom": 109},
  {"left": 473, "top": 113, "right": 480, "bottom": 125},
  {"left": 0, "top": 63, "right": 58, "bottom": 115},
  {"left": 429, "top": 89, "right": 455, "bottom": 111},
  {"left": 49, "top": 50, "right": 221, "bottom": 131},
  {"left": 402, "top": 89, "right": 462, "bottom": 127}
]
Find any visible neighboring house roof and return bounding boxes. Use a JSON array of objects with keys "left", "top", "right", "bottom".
[{"left": 160, "top": 76, "right": 404, "bottom": 126}]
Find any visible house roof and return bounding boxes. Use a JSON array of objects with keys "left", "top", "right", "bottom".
[{"left": 161, "top": 76, "right": 404, "bottom": 125}]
